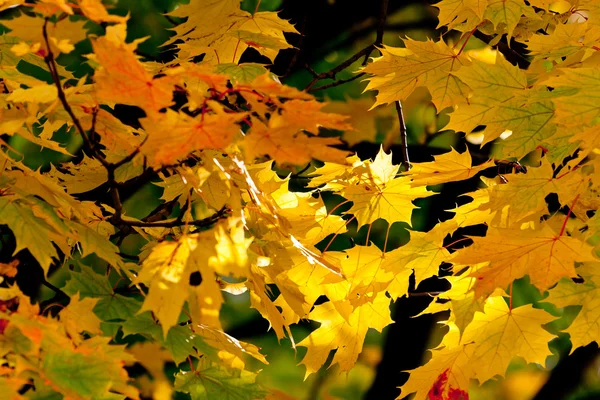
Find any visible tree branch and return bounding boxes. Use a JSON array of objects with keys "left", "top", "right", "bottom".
[
  {"left": 362, "top": 0, "right": 389, "bottom": 64},
  {"left": 116, "top": 206, "right": 230, "bottom": 229},
  {"left": 42, "top": 18, "right": 224, "bottom": 233},
  {"left": 303, "top": 0, "right": 390, "bottom": 91},
  {"left": 308, "top": 72, "right": 365, "bottom": 92},
  {"left": 42, "top": 19, "right": 111, "bottom": 170},
  {"left": 395, "top": 101, "right": 410, "bottom": 171}
]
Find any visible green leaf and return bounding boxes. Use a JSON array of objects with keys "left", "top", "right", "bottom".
[
  {"left": 0, "top": 197, "right": 60, "bottom": 273},
  {"left": 42, "top": 349, "right": 124, "bottom": 398},
  {"left": 122, "top": 312, "right": 218, "bottom": 364},
  {"left": 174, "top": 360, "right": 269, "bottom": 400},
  {"left": 62, "top": 267, "right": 141, "bottom": 321}
]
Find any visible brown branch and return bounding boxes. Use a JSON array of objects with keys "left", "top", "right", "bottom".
[
  {"left": 395, "top": 101, "right": 410, "bottom": 171},
  {"left": 43, "top": 18, "right": 205, "bottom": 231},
  {"left": 308, "top": 72, "right": 365, "bottom": 92},
  {"left": 304, "top": 45, "right": 373, "bottom": 91},
  {"left": 116, "top": 206, "right": 230, "bottom": 229},
  {"left": 42, "top": 19, "right": 111, "bottom": 170},
  {"left": 362, "top": 0, "right": 390, "bottom": 64},
  {"left": 111, "top": 136, "right": 148, "bottom": 170},
  {"left": 281, "top": 15, "right": 307, "bottom": 79},
  {"left": 303, "top": 0, "right": 391, "bottom": 91}
]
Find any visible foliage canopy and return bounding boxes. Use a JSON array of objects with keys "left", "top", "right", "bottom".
[{"left": 0, "top": 0, "right": 599, "bottom": 399}]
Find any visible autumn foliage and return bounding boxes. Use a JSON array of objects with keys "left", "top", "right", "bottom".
[{"left": 0, "top": 0, "right": 599, "bottom": 399}]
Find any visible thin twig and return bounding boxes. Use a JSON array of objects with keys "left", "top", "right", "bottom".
[
  {"left": 408, "top": 291, "right": 445, "bottom": 297},
  {"left": 116, "top": 206, "right": 230, "bottom": 229},
  {"left": 111, "top": 136, "right": 148, "bottom": 170},
  {"left": 304, "top": 45, "right": 373, "bottom": 91},
  {"left": 308, "top": 73, "right": 365, "bottom": 92},
  {"left": 303, "top": 0, "right": 390, "bottom": 91},
  {"left": 395, "top": 100, "right": 410, "bottom": 171},
  {"left": 281, "top": 15, "right": 307, "bottom": 79},
  {"left": 42, "top": 19, "right": 111, "bottom": 170},
  {"left": 362, "top": 0, "right": 389, "bottom": 64}
]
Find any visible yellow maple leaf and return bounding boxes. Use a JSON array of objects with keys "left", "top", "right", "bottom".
[
  {"left": 297, "top": 291, "right": 393, "bottom": 377},
  {"left": 321, "top": 245, "right": 398, "bottom": 308},
  {"left": 135, "top": 237, "right": 196, "bottom": 336},
  {"left": 242, "top": 117, "right": 350, "bottom": 166},
  {"left": 527, "top": 21, "right": 599, "bottom": 61},
  {"left": 484, "top": 0, "right": 538, "bottom": 39},
  {"left": 544, "top": 262, "right": 600, "bottom": 350},
  {"left": 166, "top": 0, "right": 297, "bottom": 64},
  {"left": 60, "top": 292, "right": 103, "bottom": 344},
  {"left": 403, "top": 147, "right": 495, "bottom": 187},
  {"left": 193, "top": 323, "right": 268, "bottom": 369},
  {"left": 446, "top": 60, "right": 557, "bottom": 158},
  {"left": 403, "top": 296, "right": 555, "bottom": 399},
  {"left": 484, "top": 160, "right": 588, "bottom": 226},
  {"left": 362, "top": 38, "right": 471, "bottom": 111},
  {"left": 342, "top": 148, "right": 432, "bottom": 226},
  {"left": 400, "top": 327, "right": 474, "bottom": 400},
  {"left": 545, "top": 68, "right": 600, "bottom": 127},
  {"left": 461, "top": 296, "right": 556, "bottom": 382},
  {"left": 434, "top": 0, "right": 487, "bottom": 28},
  {"left": 452, "top": 223, "right": 597, "bottom": 298},
  {"left": 78, "top": 0, "right": 128, "bottom": 24},
  {"left": 1, "top": 14, "right": 87, "bottom": 53}
]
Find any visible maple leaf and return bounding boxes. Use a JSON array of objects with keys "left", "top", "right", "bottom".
[
  {"left": 483, "top": 0, "right": 537, "bottom": 39},
  {"left": 483, "top": 160, "right": 588, "bottom": 226},
  {"left": 403, "top": 148, "right": 494, "bottom": 187},
  {"left": 141, "top": 109, "right": 246, "bottom": 167},
  {"left": 447, "top": 66, "right": 559, "bottom": 157},
  {"left": 135, "top": 237, "right": 197, "bottom": 336},
  {"left": 452, "top": 223, "right": 597, "bottom": 298},
  {"left": 403, "top": 296, "right": 555, "bottom": 399},
  {"left": 527, "top": 21, "right": 598, "bottom": 61},
  {"left": 62, "top": 267, "right": 141, "bottom": 321},
  {"left": 0, "top": 197, "right": 61, "bottom": 274},
  {"left": 461, "top": 296, "right": 556, "bottom": 382},
  {"left": 60, "top": 292, "right": 103, "bottom": 344},
  {"left": 545, "top": 68, "right": 600, "bottom": 127},
  {"left": 298, "top": 291, "right": 393, "bottom": 376},
  {"left": 342, "top": 148, "right": 433, "bottom": 226},
  {"left": 0, "top": 13, "right": 88, "bottom": 52},
  {"left": 434, "top": 0, "right": 486, "bottom": 29},
  {"left": 241, "top": 99, "right": 352, "bottom": 166},
  {"left": 167, "top": 0, "right": 297, "bottom": 64},
  {"left": 544, "top": 262, "right": 600, "bottom": 350},
  {"left": 362, "top": 38, "right": 471, "bottom": 111},
  {"left": 92, "top": 35, "right": 178, "bottom": 113},
  {"left": 174, "top": 359, "right": 269, "bottom": 400},
  {"left": 400, "top": 326, "right": 474, "bottom": 400},
  {"left": 42, "top": 337, "right": 138, "bottom": 399},
  {"left": 78, "top": 0, "right": 128, "bottom": 24}
]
